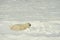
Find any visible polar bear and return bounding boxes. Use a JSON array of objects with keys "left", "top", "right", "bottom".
[{"left": 10, "top": 23, "right": 31, "bottom": 31}]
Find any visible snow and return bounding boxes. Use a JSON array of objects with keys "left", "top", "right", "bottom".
[{"left": 0, "top": 0, "right": 60, "bottom": 40}]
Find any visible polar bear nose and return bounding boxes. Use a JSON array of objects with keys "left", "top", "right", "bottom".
[{"left": 28, "top": 23, "right": 31, "bottom": 26}]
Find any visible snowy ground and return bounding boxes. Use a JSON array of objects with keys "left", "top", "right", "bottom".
[{"left": 0, "top": 0, "right": 60, "bottom": 40}]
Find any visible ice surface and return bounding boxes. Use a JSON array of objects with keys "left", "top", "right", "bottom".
[{"left": 0, "top": 0, "right": 60, "bottom": 40}]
